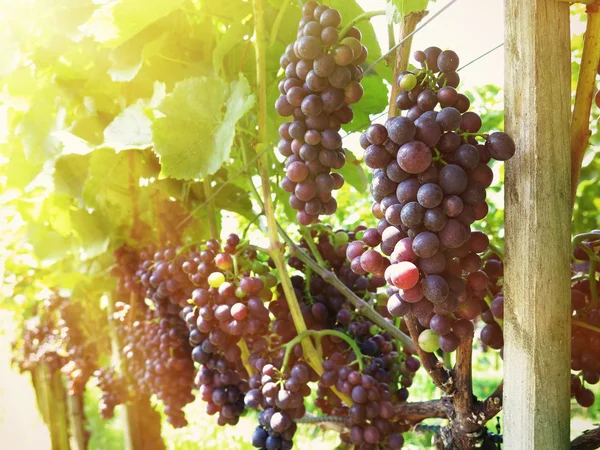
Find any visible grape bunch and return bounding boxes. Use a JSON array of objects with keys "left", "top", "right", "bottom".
[
  {"left": 122, "top": 306, "right": 196, "bottom": 428},
  {"left": 320, "top": 354, "right": 407, "bottom": 449},
  {"left": 12, "top": 295, "right": 98, "bottom": 397},
  {"left": 276, "top": 1, "right": 369, "bottom": 224},
  {"left": 348, "top": 46, "right": 515, "bottom": 354},
  {"left": 180, "top": 234, "right": 277, "bottom": 426},
  {"left": 95, "top": 368, "right": 128, "bottom": 419},
  {"left": 246, "top": 362, "right": 313, "bottom": 450},
  {"left": 486, "top": 232, "right": 600, "bottom": 408}
]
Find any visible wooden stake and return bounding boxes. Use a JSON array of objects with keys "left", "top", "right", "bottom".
[{"left": 504, "top": 0, "right": 572, "bottom": 448}]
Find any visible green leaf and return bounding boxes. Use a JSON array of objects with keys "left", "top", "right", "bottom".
[
  {"left": 152, "top": 75, "right": 255, "bottom": 180},
  {"left": 26, "top": 223, "right": 73, "bottom": 267},
  {"left": 83, "top": 148, "right": 157, "bottom": 229},
  {"left": 16, "top": 89, "right": 60, "bottom": 162},
  {"left": 338, "top": 149, "right": 368, "bottom": 193},
  {"left": 388, "top": 0, "right": 433, "bottom": 22},
  {"left": 0, "top": 33, "right": 20, "bottom": 78},
  {"left": 54, "top": 154, "right": 92, "bottom": 201},
  {"left": 108, "top": 33, "right": 168, "bottom": 82},
  {"left": 70, "top": 209, "right": 110, "bottom": 260},
  {"left": 53, "top": 131, "right": 95, "bottom": 155},
  {"left": 1, "top": 141, "right": 44, "bottom": 190},
  {"left": 43, "top": 194, "right": 74, "bottom": 237},
  {"left": 103, "top": 102, "right": 153, "bottom": 151},
  {"left": 82, "top": 0, "right": 186, "bottom": 49},
  {"left": 213, "top": 25, "right": 252, "bottom": 76}
]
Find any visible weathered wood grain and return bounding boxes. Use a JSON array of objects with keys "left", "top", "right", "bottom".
[{"left": 504, "top": 0, "right": 572, "bottom": 448}]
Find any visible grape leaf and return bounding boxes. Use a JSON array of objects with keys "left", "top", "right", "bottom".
[
  {"left": 54, "top": 154, "right": 91, "bottom": 201},
  {"left": 108, "top": 33, "right": 168, "bottom": 82},
  {"left": 26, "top": 223, "right": 74, "bottom": 267},
  {"left": 1, "top": 141, "right": 44, "bottom": 191},
  {"left": 389, "top": 0, "right": 434, "bottom": 22},
  {"left": 103, "top": 102, "right": 153, "bottom": 151},
  {"left": 0, "top": 34, "right": 20, "bottom": 77},
  {"left": 82, "top": 0, "right": 185, "bottom": 49},
  {"left": 53, "top": 131, "right": 95, "bottom": 155},
  {"left": 83, "top": 148, "right": 157, "bottom": 229},
  {"left": 338, "top": 150, "right": 369, "bottom": 193},
  {"left": 70, "top": 209, "right": 110, "bottom": 260},
  {"left": 152, "top": 75, "right": 255, "bottom": 180}
]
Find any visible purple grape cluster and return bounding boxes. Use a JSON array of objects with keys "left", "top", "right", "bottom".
[
  {"left": 246, "top": 362, "right": 314, "bottom": 450},
  {"left": 12, "top": 295, "right": 98, "bottom": 397},
  {"left": 95, "top": 368, "right": 128, "bottom": 419},
  {"left": 348, "top": 47, "right": 515, "bottom": 354},
  {"left": 276, "top": 1, "right": 369, "bottom": 224}
]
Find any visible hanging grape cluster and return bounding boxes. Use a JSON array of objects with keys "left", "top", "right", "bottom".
[
  {"left": 346, "top": 46, "right": 515, "bottom": 355},
  {"left": 12, "top": 294, "right": 98, "bottom": 397},
  {"left": 276, "top": 0, "right": 368, "bottom": 224}
]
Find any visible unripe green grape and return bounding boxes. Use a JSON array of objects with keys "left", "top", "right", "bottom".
[
  {"left": 418, "top": 329, "right": 440, "bottom": 353},
  {"left": 252, "top": 261, "right": 269, "bottom": 275},
  {"left": 208, "top": 272, "right": 226, "bottom": 288},
  {"left": 355, "top": 230, "right": 365, "bottom": 241},
  {"left": 262, "top": 273, "right": 278, "bottom": 289},
  {"left": 400, "top": 73, "right": 418, "bottom": 91},
  {"left": 334, "top": 231, "right": 349, "bottom": 247},
  {"left": 235, "top": 286, "right": 246, "bottom": 298}
]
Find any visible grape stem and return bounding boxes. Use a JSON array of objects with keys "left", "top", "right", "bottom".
[
  {"left": 237, "top": 340, "right": 256, "bottom": 376},
  {"left": 251, "top": 0, "right": 332, "bottom": 396},
  {"left": 404, "top": 314, "right": 452, "bottom": 392},
  {"left": 269, "top": 0, "right": 290, "bottom": 46},
  {"left": 478, "top": 380, "right": 503, "bottom": 422},
  {"left": 572, "top": 319, "right": 600, "bottom": 334},
  {"left": 281, "top": 329, "right": 365, "bottom": 373},
  {"left": 300, "top": 226, "right": 328, "bottom": 268},
  {"left": 570, "top": 0, "right": 600, "bottom": 207},
  {"left": 276, "top": 221, "right": 417, "bottom": 354},
  {"left": 387, "top": 11, "right": 427, "bottom": 118},
  {"left": 203, "top": 176, "right": 219, "bottom": 240},
  {"left": 338, "top": 10, "right": 386, "bottom": 40}
]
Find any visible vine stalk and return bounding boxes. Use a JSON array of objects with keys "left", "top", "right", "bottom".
[
  {"left": 387, "top": 11, "right": 428, "bottom": 117},
  {"left": 251, "top": 0, "right": 328, "bottom": 384},
  {"left": 203, "top": 176, "right": 219, "bottom": 240},
  {"left": 276, "top": 222, "right": 417, "bottom": 353},
  {"left": 570, "top": 0, "right": 600, "bottom": 206}
]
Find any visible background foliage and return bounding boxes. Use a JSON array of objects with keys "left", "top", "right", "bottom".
[{"left": 0, "top": 0, "right": 598, "bottom": 448}]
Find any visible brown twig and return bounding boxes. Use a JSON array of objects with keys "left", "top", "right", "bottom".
[
  {"left": 478, "top": 381, "right": 503, "bottom": 422},
  {"left": 571, "top": 426, "right": 600, "bottom": 450},
  {"left": 453, "top": 335, "right": 474, "bottom": 416},
  {"left": 405, "top": 315, "right": 452, "bottom": 392},
  {"left": 387, "top": 11, "right": 428, "bottom": 118},
  {"left": 570, "top": 0, "right": 600, "bottom": 206},
  {"left": 396, "top": 399, "right": 451, "bottom": 424}
]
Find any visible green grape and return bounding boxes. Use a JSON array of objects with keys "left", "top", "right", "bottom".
[
  {"left": 208, "top": 272, "right": 226, "bottom": 288},
  {"left": 334, "top": 230, "right": 349, "bottom": 247},
  {"left": 252, "top": 261, "right": 269, "bottom": 274},
  {"left": 418, "top": 329, "right": 440, "bottom": 353},
  {"left": 400, "top": 73, "right": 418, "bottom": 91},
  {"left": 235, "top": 286, "right": 246, "bottom": 298}
]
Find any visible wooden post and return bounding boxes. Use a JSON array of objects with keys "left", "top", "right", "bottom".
[
  {"left": 49, "top": 368, "right": 71, "bottom": 450},
  {"left": 67, "top": 393, "right": 87, "bottom": 450},
  {"left": 504, "top": 0, "right": 572, "bottom": 448}
]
